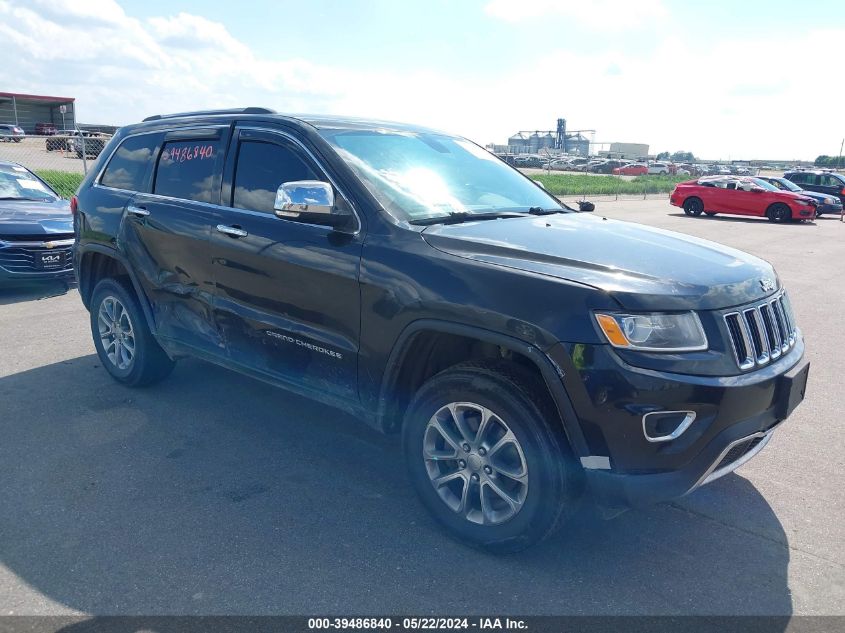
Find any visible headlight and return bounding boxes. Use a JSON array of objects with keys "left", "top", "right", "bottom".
[{"left": 595, "top": 311, "right": 708, "bottom": 352}]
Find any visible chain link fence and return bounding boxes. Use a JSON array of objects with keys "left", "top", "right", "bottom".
[{"left": 0, "top": 132, "right": 111, "bottom": 198}]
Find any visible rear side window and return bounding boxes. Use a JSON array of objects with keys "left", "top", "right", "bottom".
[
  {"left": 231, "top": 140, "right": 319, "bottom": 213},
  {"left": 154, "top": 139, "right": 221, "bottom": 202},
  {"left": 100, "top": 134, "right": 157, "bottom": 191}
]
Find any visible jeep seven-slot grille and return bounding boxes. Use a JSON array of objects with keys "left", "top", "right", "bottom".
[{"left": 724, "top": 292, "right": 796, "bottom": 371}]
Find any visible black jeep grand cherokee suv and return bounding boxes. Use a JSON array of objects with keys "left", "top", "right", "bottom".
[{"left": 74, "top": 108, "right": 809, "bottom": 551}]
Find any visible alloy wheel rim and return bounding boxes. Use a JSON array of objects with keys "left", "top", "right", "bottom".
[
  {"left": 97, "top": 296, "right": 135, "bottom": 370},
  {"left": 423, "top": 402, "right": 529, "bottom": 525}
]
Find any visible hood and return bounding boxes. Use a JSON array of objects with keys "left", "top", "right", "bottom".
[
  {"left": 0, "top": 198, "right": 73, "bottom": 238},
  {"left": 777, "top": 190, "right": 817, "bottom": 204},
  {"left": 422, "top": 213, "right": 778, "bottom": 311},
  {"left": 790, "top": 189, "right": 832, "bottom": 203}
]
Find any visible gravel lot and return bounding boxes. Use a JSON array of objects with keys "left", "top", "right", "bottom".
[
  {"left": 0, "top": 138, "right": 88, "bottom": 173},
  {"left": 0, "top": 200, "right": 842, "bottom": 616}
]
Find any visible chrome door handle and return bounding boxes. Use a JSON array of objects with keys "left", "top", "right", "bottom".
[
  {"left": 216, "top": 224, "right": 248, "bottom": 238},
  {"left": 127, "top": 205, "right": 150, "bottom": 217}
]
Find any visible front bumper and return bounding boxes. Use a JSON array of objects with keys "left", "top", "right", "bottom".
[
  {"left": 547, "top": 340, "right": 808, "bottom": 509},
  {"left": 815, "top": 203, "right": 843, "bottom": 215}
]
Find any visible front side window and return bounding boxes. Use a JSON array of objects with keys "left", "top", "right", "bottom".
[
  {"left": 820, "top": 174, "right": 842, "bottom": 187},
  {"left": 154, "top": 139, "right": 220, "bottom": 202},
  {"left": 101, "top": 134, "right": 157, "bottom": 192},
  {"left": 319, "top": 129, "right": 563, "bottom": 221},
  {"left": 232, "top": 140, "right": 318, "bottom": 213}
]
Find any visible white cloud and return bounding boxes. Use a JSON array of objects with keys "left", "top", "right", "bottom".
[
  {"left": 0, "top": 0, "right": 842, "bottom": 160},
  {"left": 484, "top": 0, "right": 667, "bottom": 30}
]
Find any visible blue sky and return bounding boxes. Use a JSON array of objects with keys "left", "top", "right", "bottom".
[{"left": 2, "top": 0, "right": 843, "bottom": 159}]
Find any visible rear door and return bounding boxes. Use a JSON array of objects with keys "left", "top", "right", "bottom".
[
  {"left": 791, "top": 172, "right": 819, "bottom": 193},
  {"left": 210, "top": 126, "right": 364, "bottom": 400},
  {"left": 119, "top": 127, "right": 228, "bottom": 355}
]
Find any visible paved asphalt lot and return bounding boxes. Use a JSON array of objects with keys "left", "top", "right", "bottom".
[{"left": 0, "top": 200, "right": 843, "bottom": 617}]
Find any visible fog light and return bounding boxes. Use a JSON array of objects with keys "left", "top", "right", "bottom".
[{"left": 642, "top": 410, "right": 697, "bottom": 442}]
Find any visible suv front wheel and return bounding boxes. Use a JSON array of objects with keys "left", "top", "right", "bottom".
[
  {"left": 90, "top": 278, "right": 175, "bottom": 387},
  {"left": 402, "top": 361, "right": 581, "bottom": 552}
]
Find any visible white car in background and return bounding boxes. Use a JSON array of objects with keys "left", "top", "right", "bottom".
[{"left": 648, "top": 161, "right": 671, "bottom": 175}]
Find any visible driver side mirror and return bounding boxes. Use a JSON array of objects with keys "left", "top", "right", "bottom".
[
  {"left": 577, "top": 200, "right": 595, "bottom": 212},
  {"left": 274, "top": 180, "right": 351, "bottom": 229}
]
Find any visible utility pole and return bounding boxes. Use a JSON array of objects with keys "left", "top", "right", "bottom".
[{"left": 837, "top": 138, "right": 844, "bottom": 170}]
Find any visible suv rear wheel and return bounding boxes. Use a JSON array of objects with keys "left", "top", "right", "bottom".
[
  {"left": 90, "top": 278, "right": 175, "bottom": 387},
  {"left": 402, "top": 360, "right": 580, "bottom": 552}
]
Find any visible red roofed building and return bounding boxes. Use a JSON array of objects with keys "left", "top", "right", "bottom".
[{"left": 0, "top": 91, "right": 76, "bottom": 133}]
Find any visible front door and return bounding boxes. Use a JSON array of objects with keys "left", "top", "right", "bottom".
[{"left": 210, "top": 127, "right": 364, "bottom": 400}]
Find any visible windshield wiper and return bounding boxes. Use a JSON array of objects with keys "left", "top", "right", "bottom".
[
  {"left": 409, "top": 211, "right": 524, "bottom": 226},
  {"left": 0, "top": 197, "right": 50, "bottom": 201},
  {"left": 528, "top": 206, "right": 567, "bottom": 215}
]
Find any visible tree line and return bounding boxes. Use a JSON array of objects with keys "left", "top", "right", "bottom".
[
  {"left": 656, "top": 151, "right": 696, "bottom": 163},
  {"left": 814, "top": 155, "right": 843, "bottom": 167}
]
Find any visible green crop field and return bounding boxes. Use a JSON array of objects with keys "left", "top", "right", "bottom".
[{"left": 529, "top": 173, "right": 690, "bottom": 197}]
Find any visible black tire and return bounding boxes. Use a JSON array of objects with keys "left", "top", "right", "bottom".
[
  {"left": 704, "top": 211, "right": 717, "bottom": 216},
  {"left": 767, "top": 203, "right": 791, "bottom": 223},
  {"left": 90, "top": 277, "right": 175, "bottom": 387},
  {"left": 683, "top": 197, "right": 704, "bottom": 216},
  {"left": 402, "top": 360, "right": 581, "bottom": 553}
]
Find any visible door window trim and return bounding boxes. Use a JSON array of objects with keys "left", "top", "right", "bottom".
[{"left": 94, "top": 124, "right": 362, "bottom": 235}]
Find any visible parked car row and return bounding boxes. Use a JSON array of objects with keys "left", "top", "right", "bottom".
[
  {"left": 782, "top": 170, "right": 845, "bottom": 212},
  {"left": 44, "top": 130, "right": 109, "bottom": 159}
]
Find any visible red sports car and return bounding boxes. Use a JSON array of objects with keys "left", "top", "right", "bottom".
[
  {"left": 670, "top": 176, "right": 817, "bottom": 222},
  {"left": 613, "top": 163, "right": 648, "bottom": 176}
]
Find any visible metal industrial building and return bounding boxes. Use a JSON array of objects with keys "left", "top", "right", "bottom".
[
  {"left": 0, "top": 92, "right": 76, "bottom": 132},
  {"left": 502, "top": 119, "right": 593, "bottom": 156},
  {"left": 598, "top": 142, "right": 650, "bottom": 160}
]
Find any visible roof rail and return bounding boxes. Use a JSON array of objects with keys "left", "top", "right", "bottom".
[{"left": 142, "top": 107, "right": 276, "bottom": 122}]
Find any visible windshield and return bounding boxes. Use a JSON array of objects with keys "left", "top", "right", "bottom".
[
  {"left": 751, "top": 178, "right": 780, "bottom": 192},
  {"left": 319, "top": 129, "right": 563, "bottom": 221},
  {"left": 773, "top": 177, "right": 801, "bottom": 192},
  {"left": 0, "top": 167, "right": 57, "bottom": 201}
]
